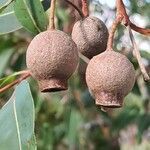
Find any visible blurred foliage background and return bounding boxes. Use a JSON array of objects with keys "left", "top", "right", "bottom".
[{"left": 0, "top": 0, "right": 150, "bottom": 150}]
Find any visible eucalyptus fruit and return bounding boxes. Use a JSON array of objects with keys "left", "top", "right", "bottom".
[
  {"left": 26, "top": 30, "right": 79, "bottom": 92},
  {"left": 86, "top": 50, "right": 136, "bottom": 107},
  {"left": 72, "top": 16, "right": 108, "bottom": 59}
]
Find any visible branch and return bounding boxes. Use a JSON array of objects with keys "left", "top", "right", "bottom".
[
  {"left": 0, "top": 70, "right": 31, "bottom": 94},
  {"left": 107, "top": 0, "right": 150, "bottom": 50},
  {"left": 116, "top": 0, "right": 129, "bottom": 25},
  {"left": 49, "top": 0, "right": 56, "bottom": 30},
  {"left": 65, "top": 0, "right": 84, "bottom": 18},
  {"left": 117, "top": 0, "right": 150, "bottom": 36},
  {"left": 81, "top": 0, "right": 89, "bottom": 17},
  {"left": 130, "top": 23, "right": 150, "bottom": 36},
  {"left": 128, "top": 26, "right": 150, "bottom": 81}
]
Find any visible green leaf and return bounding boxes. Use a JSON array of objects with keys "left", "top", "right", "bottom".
[
  {"left": 137, "top": 113, "right": 150, "bottom": 142},
  {"left": 0, "top": 0, "right": 9, "bottom": 6},
  {"left": 112, "top": 106, "right": 140, "bottom": 132},
  {"left": 0, "top": 1, "right": 22, "bottom": 34},
  {"left": 0, "top": 0, "right": 13, "bottom": 13},
  {"left": 67, "top": 109, "right": 82, "bottom": 148},
  {"left": 0, "top": 48, "right": 14, "bottom": 76},
  {"left": 0, "top": 71, "right": 27, "bottom": 87},
  {"left": 56, "top": 7, "right": 69, "bottom": 23},
  {"left": 14, "top": 0, "right": 48, "bottom": 34},
  {"left": 0, "top": 80, "right": 36, "bottom": 150},
  {"left": 140, "top": 50, "right": 150, "bottom": 60},
  {"left": 0, "top": 10, "right": 22, "bottom": 35},
  {"left": 1, "top": 1, "right": 14, "bottom": 14}
]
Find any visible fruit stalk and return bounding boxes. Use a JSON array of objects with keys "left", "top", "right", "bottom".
[
  {"left": 116, "top": 0, "right": 150, "bottom": 36},
  {"left": 81, "top": 0, "right": 89, "bottom": 17},
  {"left": 106, "top": 0, "right": 124, "bottom": 51},
  {"left": 106, "top": 17, "right": 122, "bottom": 51},
  {"left": 49, "top": 0, "right": 56, "bottom": 30},
  {"left": 107, "top": 0, "right": 150, "bottom": 51}
]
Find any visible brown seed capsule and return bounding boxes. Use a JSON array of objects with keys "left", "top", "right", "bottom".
[
  {"left": 26, "top": 30, "right": 79, "bottom": 92},
  {"left": 86, "top": 51, "right": 136, "bottom": 108},
  {"left": 72, "top": 16, "right": 108, "bottom": 59}
]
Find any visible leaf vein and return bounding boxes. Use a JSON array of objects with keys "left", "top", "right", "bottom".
[
  {"left": 13, "top": 98, "right": 22, "bottom": 150},
  {"left": 22, "top": 0, "right": 41, "bottom": 32}
]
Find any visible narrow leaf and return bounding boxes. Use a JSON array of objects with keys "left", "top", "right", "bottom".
[
  {"left": 0, "top": 0, "right": 13, "bottom": 13},
  {"left": 0, "top": 80, "right": 36, "bottom": 149},
  {"left": 0, "top": 0, "right": 9, "bottom": 7},
  {"left": 0, "top": 10, "right": 22, "bottom": 35},
  {"left": 67, "top": 109, "right": 82, "bottom": 148},
  {"left": 0, "top": 48, "right": 14, "bottom": 76},
  {"left": 14, "top": 0, "right": 48, "bottom": 34},
  {"left": 140, "top": 50, "right": 150, "bottom": 60},
  {"left": 0, "top": 71, "right": 28, "bottom": 87}
]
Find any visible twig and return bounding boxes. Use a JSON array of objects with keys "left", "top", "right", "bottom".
[
  {"left": 65, "top": 0, "right": 84, "bottom": 18},
  {"left": 137, "top": 74, "right": 149, "bottom": 100},
  {"left": 106, "top": 0, "right": 125, "bottom": 51},
  {"left": 106, "top": 17, "right": 122, "bottom": 51},
  {"left": 81, "top": 0, "right": 89, "bottom": 17},
  {"left": 49, "top": 0, "right": 56, "bottom": 30},
  {"left": 117, "top": 0, "right": 150, "bottom": 36},
  {"left": 79, "top": 52, "right": 90, "bottom": 64},
  {"left": 0, "top": 71, "right": 31, "bottom": 94},
  {"left": 128, "top": 26, "right": 150, "bottom": 81},
  {"left": 130, "top": 23, "right": 150, "bottom": 36},
  {"left": 116, "top": 0, "right": 129, "bottom": 25}
]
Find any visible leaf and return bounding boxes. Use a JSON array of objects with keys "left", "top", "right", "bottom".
[
  {"left": 0, "top": 80, "right": 36, "bottom": 150},
  {"left": 14, "top": 0, "right": 48, "bottom": 34},
  {"left": 137, "top": 113, "right": 150, "bottom": 143},
  {"left": 67, "top": 109, "right": 82, "bottom": 147},
  {"left": 0, "top": 10, "right": 22, "bottom": 35},
  {"left": 140, "top": 50, "right": 150, "bottom": 60},
  {"left": 1, "top": 1, "right": 15, "bottom": 15},
  {"left": 0, "top": 0, "right": 9, "bottom": 7},
  {"left": 56, "top": 7, "right": 69, "bottom": 22},
  {"left": 0, "top": 0, "right": 13, "bottom": 13},
  {"left": 0, "top": 71, "right": 27, "bottom": 87},
  {"left": 112, "top": 106, "right": 140, "bottom": 132},
  {"left": 0, "top": 48, "right": 14, "bottom": 76}
]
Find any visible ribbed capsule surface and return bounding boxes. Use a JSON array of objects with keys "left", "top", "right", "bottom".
[
  {"left": 72, "top": 16, "right": 108, "bottom": 59},
  {"left": 26, "top": 30, "right": 79, "bottom": 92},
  {"left": 86, "top": 51, "right": 136, "bottom": 107}
]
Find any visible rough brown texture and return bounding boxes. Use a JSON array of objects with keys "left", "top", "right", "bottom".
[
  {"left": 86, "top": 51, "right": 136, "bottom": 107},
  {"left": 26, "top": 30, "right": 79, "bottom": 92},
  {"left": 72, "top": 16, "right": 108, "bottom": 59}
]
